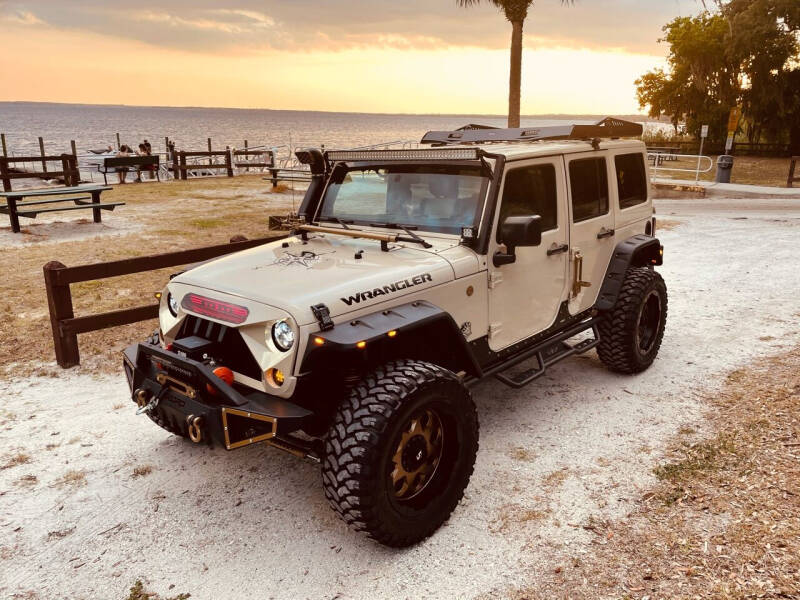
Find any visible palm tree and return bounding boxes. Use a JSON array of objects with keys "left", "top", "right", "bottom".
[{"left": 459, "top": 0, "right": 573, "bottom": 128}]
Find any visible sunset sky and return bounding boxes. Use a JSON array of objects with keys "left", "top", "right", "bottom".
[{"left": 0, "top": 0, "right": 705, "bottom": 114}]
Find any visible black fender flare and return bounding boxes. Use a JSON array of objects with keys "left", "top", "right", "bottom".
[
  {"left": 299, "top": 300, "right": 481, "bottom": 378},
  {"left": 595, "top": 234, "right": 663, "bottom": 312}
]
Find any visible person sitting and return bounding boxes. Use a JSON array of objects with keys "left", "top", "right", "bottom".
[{"left": 116, "top": 145, "right": 132, "bottom": 184}]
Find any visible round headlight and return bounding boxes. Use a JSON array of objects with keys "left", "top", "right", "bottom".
[
  {"left": 272, "top": 320, "right": 295, "bottom": 352},
  {"left": 167, "top": 292, "right": 179, "bottom": 317}
]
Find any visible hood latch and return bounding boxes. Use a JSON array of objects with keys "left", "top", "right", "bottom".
[{"left": 311, "top": 303, "right": 334, "bottom": 331}]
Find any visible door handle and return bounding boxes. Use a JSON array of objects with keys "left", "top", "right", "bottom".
[
  {"left": 596, "top": 227, "right": 615, "bottom": 239},
  {"left": 546, "top": 243, "right": 569, "bottom": 256}
]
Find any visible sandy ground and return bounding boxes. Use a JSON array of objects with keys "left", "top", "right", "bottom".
[{"left": 1, "top": 197, "right": 799, "bottom": 600}]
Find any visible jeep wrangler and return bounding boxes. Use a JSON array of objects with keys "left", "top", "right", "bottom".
[{"left": 123, "top": 117, "right": 666, "bottom": 547}]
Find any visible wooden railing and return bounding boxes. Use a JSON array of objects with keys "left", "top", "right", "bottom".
[
  {"left": 0, "top": 153, "right": 79, "bottom": 191},
  {"left": 43, "top": 234, "right": 287, "bottom": 367}
]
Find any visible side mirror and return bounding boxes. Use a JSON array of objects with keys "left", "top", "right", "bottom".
[{"left": 493, "top": 215, "right": 542, "bottom": 267}]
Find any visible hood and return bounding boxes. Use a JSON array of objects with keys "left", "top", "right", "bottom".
[{"left": 172, "top": 233, "right": 462, "bottom": 325}]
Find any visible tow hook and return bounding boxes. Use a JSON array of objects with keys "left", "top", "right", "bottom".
[
  {"left": 186, "top": 414, "right": 204, "bottom": 443},
  {"left": 134, "top": 387, "right": 166, "bottom": 415}
]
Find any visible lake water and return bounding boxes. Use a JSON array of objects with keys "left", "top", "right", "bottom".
[{"left": 0, "top": 102, "right": 662, "bottom": 157}]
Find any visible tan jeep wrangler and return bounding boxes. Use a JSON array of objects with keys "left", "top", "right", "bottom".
[{"left": 124, "top": 118, "right": 666, "bottom": 547}]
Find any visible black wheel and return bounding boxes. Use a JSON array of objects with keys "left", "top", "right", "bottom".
[
  {"left": 322, "top": 359, "right": 479, "bottom": 547},
  {"left": 597, "top": 266, "right": 667, "bottom": 374}
]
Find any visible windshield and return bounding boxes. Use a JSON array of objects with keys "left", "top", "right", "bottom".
[{"left": 318, "top": 165, "right": 488, "bottom": 235}]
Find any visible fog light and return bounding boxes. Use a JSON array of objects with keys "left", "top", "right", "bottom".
[{"left": 266, "top": 368, "right": 285, "bottom": 387}]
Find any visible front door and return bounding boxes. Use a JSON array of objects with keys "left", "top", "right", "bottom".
[
  {"left": 564, "top": 152, "right": 617, "bottom": 315},
  {"left": 487, "top": 158, "right": 569, "bottom": 351}
]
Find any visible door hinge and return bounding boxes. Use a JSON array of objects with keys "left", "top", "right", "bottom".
[
  {"left": 488, "top": 271, "right": 503, "bottom": 289},
  {"left": 488, "top": 322, "right": 503, "bottom": 339},
  {"left": 571, "top": 250, "right": 592, "bottom": 298}
]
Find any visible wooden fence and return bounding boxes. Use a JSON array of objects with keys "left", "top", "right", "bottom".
[
  {"left": 43, "top": 234, "right": 287, "bottom": 368},
  {"left": 789, "top": 157, "right": 800, "bottom": 188},
  {"left": 0, "top": 153, "right": 79, "bottom": 191},
  {"left": 173, "top": 150, "right": 234, "bottom": 179}
]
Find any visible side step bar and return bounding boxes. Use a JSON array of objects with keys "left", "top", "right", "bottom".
[{"left": 487, "top": 319, "right": 601, "bottom": 389}]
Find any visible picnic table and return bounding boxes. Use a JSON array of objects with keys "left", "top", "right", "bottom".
[{"left": 0, "top": 185, "right": 123, "bottom": 233}]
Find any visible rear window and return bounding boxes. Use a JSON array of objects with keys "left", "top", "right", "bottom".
[
  {"left": 615, "top": 153, "right": 648, "bottom": 209},
  {"left": 569, "top": 157, "right": 608, "bottom": 222}
]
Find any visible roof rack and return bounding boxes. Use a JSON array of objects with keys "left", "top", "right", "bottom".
[{"left": 421, "top": 117, "right": 643, "bottom": 146}]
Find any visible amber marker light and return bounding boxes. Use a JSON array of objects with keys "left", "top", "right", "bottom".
[
  {"left": 356, "top": 341, "right": 367, "bottom": 349},
  {"left": 154, "top": 292, "right": 162, "bottom": 300},
  {"left": 314, "top": 337, "right": 325, "bottom": 346},
  {"left": 387, "top": 330, "right": 397, "bottom": 338},
  {"left": 266, "top": 368, "right": 285, "bottom": 387}
]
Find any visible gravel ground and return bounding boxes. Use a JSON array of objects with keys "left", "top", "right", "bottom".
[{"left": 1, "top": 197, "right": 799, "bottom": 600}]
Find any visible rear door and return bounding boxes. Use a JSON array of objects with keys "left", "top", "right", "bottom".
[
  {"left": 565, "top": 152, "right": 616, "bottom": 315},
  {"left": 487, "top": 157, "right": 569, "bottom": 351}
]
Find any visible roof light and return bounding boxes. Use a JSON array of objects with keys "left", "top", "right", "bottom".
[
  {"left": 356, "top": 341, "right": 367, "bottom": 349},
  {"left": 314, "top": 336, "right": 325, "bottom": 346},
  {"left": 387, "top": 330, "right": 397, "bottom": 338},
  {"left": 325, "top": 148, "right": 480, "bottom": 162}
]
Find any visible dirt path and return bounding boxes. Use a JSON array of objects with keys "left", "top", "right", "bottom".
[{"left": 1, "top": 198, "right": 799, "bottom": 600}]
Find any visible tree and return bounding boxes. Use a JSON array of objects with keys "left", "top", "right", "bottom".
[
  {"left": 459, "top": 1, "right": 572, "bottom": 128},
  {"left": 636, "top": 1, "right": 800, "bottom": 152}
]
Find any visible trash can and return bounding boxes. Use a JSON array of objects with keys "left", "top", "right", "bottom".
[{"left": 715, "top": 155, "right": 734, "bottom": 183}]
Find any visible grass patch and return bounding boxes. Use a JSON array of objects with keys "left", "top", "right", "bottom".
[
  {"left": 510, "top": 347, "right": 800, "bottom": 599},
  {"left": 132, "top": 465, "right": 153, "bottom": 478},
  {"left": 655, "top": 155, "right": 793, "bottom": 188},
  {"left": 1, "top": 452, "right": 31, "bottom": 470},
  {"left": 126, "top": 580, "right": 190, "bottom": 600},
  {"left": 490, "top": 503, "right": 549, "bottom": 533},
  {"left": 54, "top": 469, "right": 86, "bottom": 488},
  {"left": 188, "top": 218, "right": 229, "bottom": 229}
]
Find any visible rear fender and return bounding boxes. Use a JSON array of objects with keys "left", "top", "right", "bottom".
[{"left": 596, "top": 234, "right": 663, "bottom": 312}]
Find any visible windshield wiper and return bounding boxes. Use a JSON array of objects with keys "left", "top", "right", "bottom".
[
  {"left": 318, "top": 217, "right": 354, "bottom": 230},
  {"left": 370, "top": 222, "right": 433, "bottom": 249}
]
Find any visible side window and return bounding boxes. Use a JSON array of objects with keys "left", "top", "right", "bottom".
[
  {"left": 568, "top": 157, "right": 608, "bottom": 222},
  {"left": 497, "top": 164, "right": 558, "bottom": 239},
  {"left": 615, "top": 153, "right": 648, "bottom": 209}
]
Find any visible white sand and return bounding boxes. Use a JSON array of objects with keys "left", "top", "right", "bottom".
[{"left": 1, "top": 197, "right": 799, "bottom": 600}]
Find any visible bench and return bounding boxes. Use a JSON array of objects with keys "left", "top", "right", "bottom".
[
  {"left": 0, "top": 185, "right": 123, "bottom": 233},
  {"left": 647, "top": 147, "right": 679, "bottom": 166},
  {"left": 98, "top": 156, "right": 160, "bottom": 184}
]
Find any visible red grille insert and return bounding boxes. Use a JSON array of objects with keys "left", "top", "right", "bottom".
[{"left": 181, "top": 293, "right": 249, "bottom": 325}]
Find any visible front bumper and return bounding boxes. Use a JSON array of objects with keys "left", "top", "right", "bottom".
[{"left": 123, "top": 342, "right": 312, "bottom": 449}]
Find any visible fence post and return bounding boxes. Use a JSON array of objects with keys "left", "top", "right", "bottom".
[
  {"left": 789, "top": 157, "right": 799, "bottom": 188},
  {"left": 180, "top": 151, "right": 187, "bottom": 180},
  {"left": 1, "top": 133, "right": 6, "bottom": 157},
  {"left": 43, "top": 261, "right": 80, "bottom": 368},
  {"left": 0, "top": 156, "right": 10, "bottom": 192},
  {"left": 38, "top": 136, "right": 47, "bottom": 174},
  {"left": 207, "top": 138, "right": 213, "bottom": 167},
  {"left": 269, "top": 150, "right": 277, "bottom": 188},
  {"left": 116, "top": 133, "right": 121, "bottom": 150},
  {"left": 60, "top": 153, "right": 72, "bottom": 187},
  {"left": 225, "top": 149, "right": 233, "bottom": 177}
]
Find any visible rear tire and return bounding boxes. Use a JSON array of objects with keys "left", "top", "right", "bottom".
[
  {"left": 322, "top": 359, "right": 478, "bottom": 547},
  {"left": 597, "top": 267, "right": 667, "bottom": 373}
]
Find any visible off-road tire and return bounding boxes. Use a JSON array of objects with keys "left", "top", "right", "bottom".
[
  {"left": 322, "top": 359, "right": 478, "bottom": 547},
  {"left": 597, "top": 266, "right": 667, "bottom": 373}
]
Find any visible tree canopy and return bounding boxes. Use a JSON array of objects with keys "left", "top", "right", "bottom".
[{"left": 636, "top": 0, "right": 800, "bottom": 152}]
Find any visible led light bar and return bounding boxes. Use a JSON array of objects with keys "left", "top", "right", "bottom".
[{"left": 325, "top": 148, "right": 481, "bottom": 162}]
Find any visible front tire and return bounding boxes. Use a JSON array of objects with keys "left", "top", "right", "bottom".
[
  {"left": 597, "top": 266, "right": 667, "bottom": 373},
  {"left": 322, "top": 359, "right": 479, "bottom": 547}
]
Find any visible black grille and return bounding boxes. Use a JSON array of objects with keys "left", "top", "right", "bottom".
[{"left": 177, "top": 315, "right": 262, "bottom": 380}]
